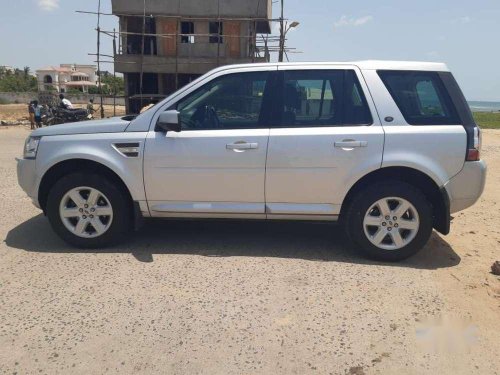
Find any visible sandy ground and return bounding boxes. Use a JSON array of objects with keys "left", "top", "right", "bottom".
[
  {"left": 0, "top": 104, "right": 126, "bottom": 123},
  {"left": 0, "top": 126, "right": 498, "bottom": 375}
]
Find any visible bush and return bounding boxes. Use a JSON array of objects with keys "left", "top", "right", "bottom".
[
  {"left": 0, "top": 68, "right": 38, "bottom": 92},
  {"left": 473, "top": 112, "right": 500, "bottom": 129}
]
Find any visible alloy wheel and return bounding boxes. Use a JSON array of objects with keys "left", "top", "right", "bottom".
[
  {"left": 363, "top": 197, "right": 420, "bottom": 251},
  {"left": 59, "top": 187, "right": 113, "bottom": 238}
]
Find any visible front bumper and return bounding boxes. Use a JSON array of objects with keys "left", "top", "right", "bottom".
[
  {"left": 16, "top": 157, "right": 41, "bottom": 209},
  {"left": 444, "top": 160, "right": 487, "bottom": 214}
]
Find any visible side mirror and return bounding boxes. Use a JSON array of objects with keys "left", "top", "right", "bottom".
[{"left": 156, "top": 110, "right": 181, "bottom": 132}]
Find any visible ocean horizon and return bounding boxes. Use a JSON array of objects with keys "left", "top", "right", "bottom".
[{"left": 468, "top": 101, "right": 500, "bottom": 112}]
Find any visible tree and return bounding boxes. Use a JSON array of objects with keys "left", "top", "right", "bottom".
[
  {"left": 102, "top": 75, "right": 124, "bottom": 95},
  {"left": 99, "top": 70, "right": 111, "bottom": 78},
  {"left": 89, "top": 75, "right": 124, "bottom": 96},
  {"left": 0, "top": 66, "right": 37, "bottom": 92}
]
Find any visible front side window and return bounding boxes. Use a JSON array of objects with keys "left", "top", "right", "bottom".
[
  {"left": 378, "top": 70, "right": 460, "bottom": 125},
  {"left": 175, "top": 72, "right": 270, "bottom": 130},
  {"left": 280, "top": 70, "right": 372, "bottom": 127}
]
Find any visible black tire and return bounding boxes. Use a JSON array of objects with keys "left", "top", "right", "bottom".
[
  {"left": 344, "top": 181, "right": 433, "bottom": 261},
  {"left": 46, "top": 172, "right": 132, "bottom": 248}
]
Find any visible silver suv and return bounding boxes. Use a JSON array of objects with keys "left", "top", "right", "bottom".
[{"left": 17, "top": 61, "right": 486, "bottom": 261}]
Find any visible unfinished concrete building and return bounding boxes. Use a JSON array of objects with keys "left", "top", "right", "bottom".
[{"left": 111, "top": 0, "right": 273, "bottom": 113}]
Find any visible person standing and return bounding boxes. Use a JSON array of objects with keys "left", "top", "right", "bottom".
[
  {"left": 33, "top": 101, "right": 42, "bottom": 128},
  {"left": 87, "top": 98, "right": 97, "bottom": 119},
  {"left": 28, "top": 101, "right": 35, "bottom": 130}
]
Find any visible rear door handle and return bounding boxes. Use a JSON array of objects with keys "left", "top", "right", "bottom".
[
  {"left": 226, "top": 142, "right": 259, "bottom": 151},
  {"left": 334, "top": 140, "right": 368, "bottom": 148}
]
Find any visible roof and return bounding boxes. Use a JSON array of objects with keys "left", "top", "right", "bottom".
[
  {"left": 60, "top": 64, "right": 96, "bottom": 69},
  {"left": 36, "top": 64, "right": 96, "bottom": 73},
  {"left": 36, "top": 66, "right": 72, "bottom": 73},
  {"left": 209, "top": 60, "right": 450, "bottom": 73}
]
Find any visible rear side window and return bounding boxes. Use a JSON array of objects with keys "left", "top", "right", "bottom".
[
  {"left": 378, "top": 70, "right": 460, "bottom": 125},
  {"left": 279, "top": 70, "right": 373, "bottom": 127}
]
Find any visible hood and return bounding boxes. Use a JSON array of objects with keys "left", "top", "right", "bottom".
[{"left": 31, "top": 117, "right": 131, "bottom": 137}]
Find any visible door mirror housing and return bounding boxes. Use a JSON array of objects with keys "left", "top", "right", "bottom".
[{"left": 156, "top": 110, "right": 181, "bottom": 132}]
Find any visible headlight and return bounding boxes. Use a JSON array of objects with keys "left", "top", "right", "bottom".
[{"left": 24, "top": 136, "right": 41, "bottom": 159}]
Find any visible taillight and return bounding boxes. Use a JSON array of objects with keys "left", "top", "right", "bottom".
[{"left": 466, "top": 127, "right": 481, "bottom": 161}]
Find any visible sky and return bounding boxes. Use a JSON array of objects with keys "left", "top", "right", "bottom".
[{"left": 1, "top": 0, "right": 500, "bottom": 101}]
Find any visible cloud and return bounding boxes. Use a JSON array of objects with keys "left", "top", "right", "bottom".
[
  {"left": 334, "top": 15, "right": 373, "bottom": 29},
  {"left": 452, "top": 16, "right": 471, "bottom": 24},
  {"left": 38, "top": 0, "right": 59, "bottom": 11}
]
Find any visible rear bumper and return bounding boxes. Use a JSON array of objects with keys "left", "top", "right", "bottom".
[
  {"left": 16, "top": 157, "right": 41, "bottom": 209},
  {"left": 444, "top": 160, "right": 487, "bottom": 214}
]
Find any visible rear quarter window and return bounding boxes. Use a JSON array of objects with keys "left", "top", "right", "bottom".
[{"left": 378, "top": 70, "right": 461, "bottom": 125}]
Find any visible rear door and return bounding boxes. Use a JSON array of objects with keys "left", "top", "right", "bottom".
[{"left": 265, "top": 66, "right": 384, "bottom": 218}]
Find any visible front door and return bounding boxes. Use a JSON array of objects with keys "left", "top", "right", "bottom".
[
  {"left": 265, "top": 66, "right": 385, "bottom": 218},
  {"left": 144, "top": 70, "right": 275, "bottom": 217}
]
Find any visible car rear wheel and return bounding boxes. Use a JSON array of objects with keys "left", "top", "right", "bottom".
[
  {"left": 344, "top": 181, "right": 433, "bottom": 261},
  {"left": 46, "top": 173, "right": 132, "bottom": 248}
]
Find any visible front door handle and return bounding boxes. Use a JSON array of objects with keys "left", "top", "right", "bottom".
[
  {"left": 334, "top": 140, "right": 368, "bottom": 148},
  {"left": 226, "top": 142, "right": 259, "bottom": 151}
]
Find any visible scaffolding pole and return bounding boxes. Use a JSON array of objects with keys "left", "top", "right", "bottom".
[
  {"left": 139, "top": 0, "right": 146, "bottom": 111},
  {"left": 113, "top": 28, "right": 117, "bottom": 116},
  {"left": 96, "top": 0, "right": 105, "bottom": 118}
]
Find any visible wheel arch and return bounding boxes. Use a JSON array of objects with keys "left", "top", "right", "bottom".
[
  {"left": 340, "top": 167, "right": 450, "bottom": 234},
  {"left": 38, "top": 159, "right": 134, "bottom": 215}
]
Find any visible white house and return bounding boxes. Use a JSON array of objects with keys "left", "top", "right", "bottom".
[{"left": 36, "top": 64, "right": 98, "bottom": 93}]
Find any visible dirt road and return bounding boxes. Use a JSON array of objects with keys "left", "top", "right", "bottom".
[{"left": 0, "top": 126, "right": 498, "bottom": 374}]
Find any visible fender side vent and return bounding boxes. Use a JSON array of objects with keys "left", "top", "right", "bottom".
[{"left": 113, "top": 142, "right": 140, "bottom": 158}]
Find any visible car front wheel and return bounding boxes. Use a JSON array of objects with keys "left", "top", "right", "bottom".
[
  {"left": 344, "top": 181, "right": 433, "bottom": 261},
  {"left": 46, "top": 173, "right": 132, "bottom": 248}
]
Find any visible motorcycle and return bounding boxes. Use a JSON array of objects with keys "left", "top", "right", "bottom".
[{"left": 41, "top": 105, "right": 89, "bottom": 126}]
